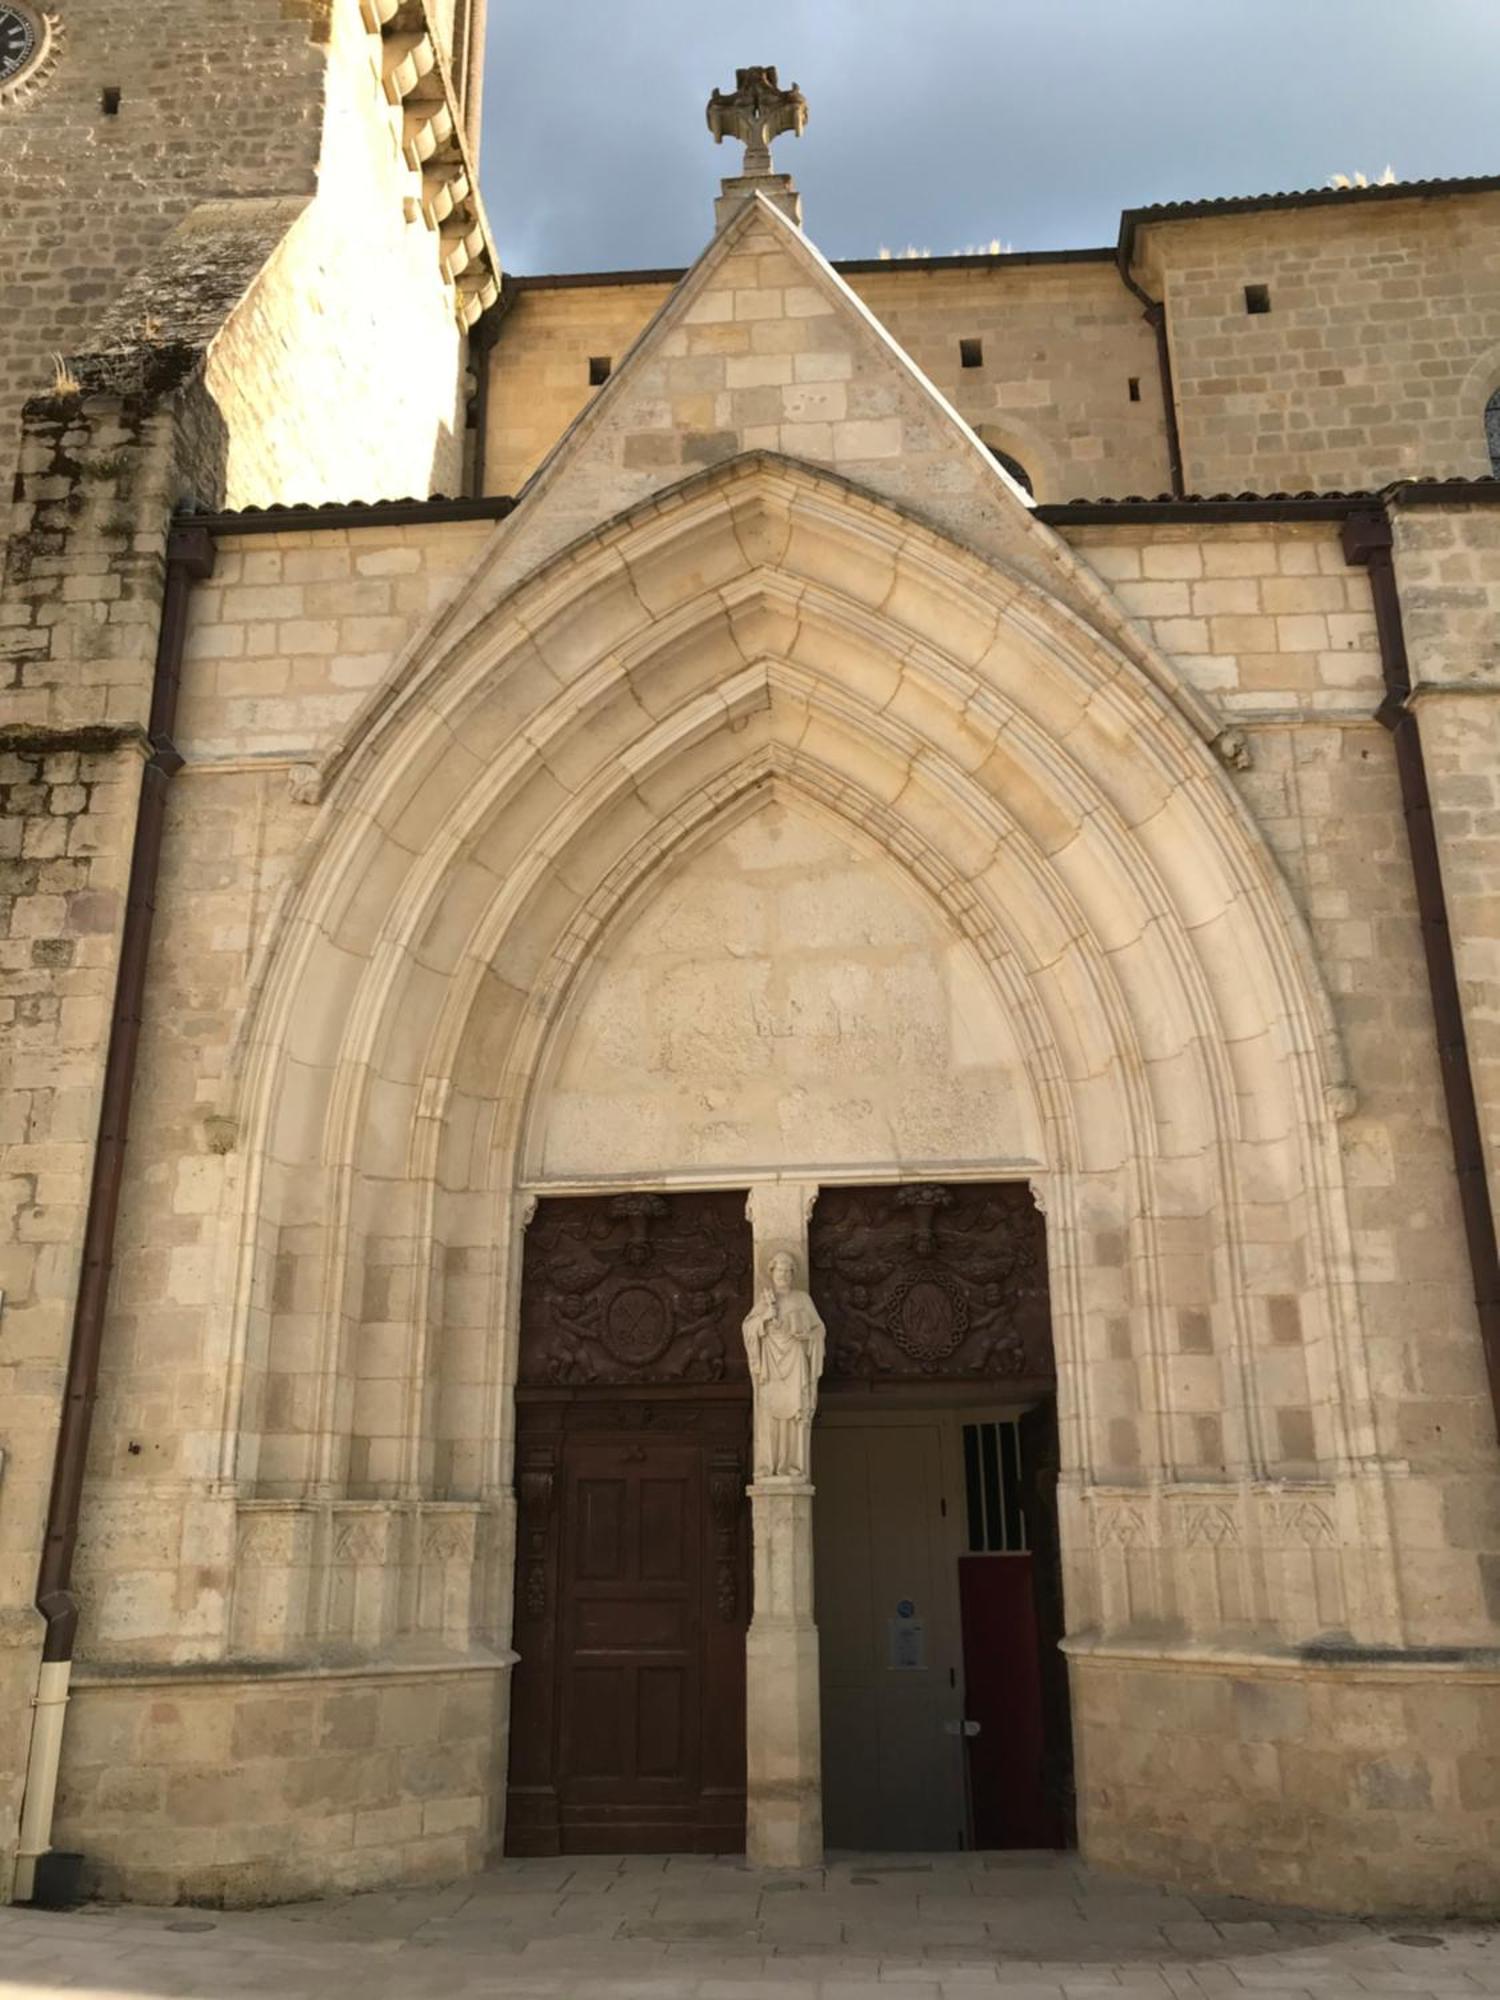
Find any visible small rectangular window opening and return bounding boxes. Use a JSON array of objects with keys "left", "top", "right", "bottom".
[
  {"left": 587, "top": 355, "right": 611, "bottom": 385},
  {"left": 101, "top": 86, "right": 122, "bottom": 115},
  {"left": 1127, "top": 376, "right": 1141, "bottom": 402},
  {"left": 1244, "top": 283, "right": 1271, "bottom": 315},
  {"left": 962, "top": 1420, "right": 1029, "bottom": 1553},
  {"left": 959, "top": 336, "right": 983, "bottom": 369}
]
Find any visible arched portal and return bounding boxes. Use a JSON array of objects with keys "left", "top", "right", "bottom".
[{"left": 211, "top": 454, "right": 1389, "bottom": 1884}]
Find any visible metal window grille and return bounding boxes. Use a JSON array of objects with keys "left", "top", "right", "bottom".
[{"left": 962, "top": 1420, "right": 1027, "bottom": 1552}]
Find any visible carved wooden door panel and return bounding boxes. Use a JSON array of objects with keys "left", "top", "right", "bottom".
[
  {"left": 506, "top": 1192, "right": 751, "bottom": 1856},
  {"left": 808, "top": 1181, "right": 1053, "bottom": 1387}
]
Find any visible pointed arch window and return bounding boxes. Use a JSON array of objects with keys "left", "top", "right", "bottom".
[{"left": 1486, "top": 387, "right": 1500, "bottom": 476}]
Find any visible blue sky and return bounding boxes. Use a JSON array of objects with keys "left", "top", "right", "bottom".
[{"left": 478, "top": 0, "right": 1499, "bottom": 273}]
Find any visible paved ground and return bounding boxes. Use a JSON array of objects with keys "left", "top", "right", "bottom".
[{"left": 0, "top": 1853, "right": 1496, "bottom": 2000}]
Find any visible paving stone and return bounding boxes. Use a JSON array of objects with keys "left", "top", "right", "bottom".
[{"left": 0, "top": 1854, "right": 1496, "bottom": 2000}]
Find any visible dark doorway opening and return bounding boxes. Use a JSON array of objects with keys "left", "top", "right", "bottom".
[{"left": 808, "top": 1180, "right": 1073, "bottom": 1852}]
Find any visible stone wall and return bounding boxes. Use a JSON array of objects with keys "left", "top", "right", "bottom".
[
  {"left": 52, "top": 1659, "right": 505, "bottom": 1905},
  {"left": 483, "top": 189, "right": 1500, "bottom": 506},
  {"left": 0, "top": 371, "right": 221, "bottom": 1900},
  {"left": 1140, "top": 193, "right": 1500, "bottom": 494},
  {"left": 531, "top": 799, "right": 1044, "bottom": 1181},
  {"left": 1, "top": 0, "right": 472, "bottom": 525},
  {"left": 8, "top": 471, "right": 1499, "bottom": 1910},
  {"left": 198, "top": 0, "right": 467, "bottom": 506},
  {"left": 484, "top": 256, "right": 1169, "bottom": 503},
  {"left": 0, "top": 0, "right": 325, "bottom": 532},
  {"left": 1061, "top": 517, "right": 1499, "bottom": 1642},
  {"left": 1072, "top": 1653, "right": 1500, "bottom": 1915}
]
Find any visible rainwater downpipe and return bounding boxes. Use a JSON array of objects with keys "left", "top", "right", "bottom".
[
  {"left": 1116, "top": 252, "right": 1186, "bottom": 499},
  {"left": 14, "top": 524, "right": 216, "bottom": 1904},
  {"left": 1342, "top": 505, "right": 1500, "bottom": 1441}
]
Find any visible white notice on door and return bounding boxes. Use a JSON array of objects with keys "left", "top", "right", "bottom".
[{"left": 888, "top": 1609, "right": 926, "bottom": 1671}]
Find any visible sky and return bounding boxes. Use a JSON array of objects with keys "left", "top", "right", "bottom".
[{"left": 478, "top": 0, "right": 1500, "bottom": 275}]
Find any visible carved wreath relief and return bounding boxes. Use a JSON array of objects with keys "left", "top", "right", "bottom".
[
  {"left": 809, "top": 1181, "right": 1052, "bottom": 1382},
  {"left": 520, "top": 1192, "right": 752, "bottom": 1385}
]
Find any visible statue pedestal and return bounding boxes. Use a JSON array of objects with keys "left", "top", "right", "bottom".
[
  {"left": 715, "top": 173, "right": 803, "bottom": 231},
  {"left": 745, "top": 1478, "right": 821, "bottom": 1866}
]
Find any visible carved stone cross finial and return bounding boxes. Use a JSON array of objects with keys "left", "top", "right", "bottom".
[{"left": 706, "top": 65, "right": 808, "bottom": 179}]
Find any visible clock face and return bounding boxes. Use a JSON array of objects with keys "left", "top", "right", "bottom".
[{"left": 0, "top": 6, "right": 39, "bottom": 83}]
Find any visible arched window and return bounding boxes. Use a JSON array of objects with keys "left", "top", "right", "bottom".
[
  {"left": 1487, "top": 387, "right": 1500, "bottom": 476},
  {"left": 986, "top": 444, "right": 1035, "bottom": 496}
]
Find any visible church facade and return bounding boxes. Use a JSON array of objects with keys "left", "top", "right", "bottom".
[{"left": 2, "top": 3, "right": 1500, "bottom": 1919}]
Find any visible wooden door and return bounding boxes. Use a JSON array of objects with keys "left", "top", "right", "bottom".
[
  {"left": 813, "top": 1414, "right": 967, "bottom": 1850},
  {"left": 506, "top": 1191, "right": 752, "bottom": 1855},
  {"left": 554, "top": 1431, "right": 706, "bottom": 1848}
]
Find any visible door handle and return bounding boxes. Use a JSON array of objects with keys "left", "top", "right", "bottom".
[{"left": 943, "top": 1719, "right": 982, "bottom": 1737}]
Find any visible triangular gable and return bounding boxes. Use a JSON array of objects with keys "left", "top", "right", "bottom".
[{"left": 460, "top": 192, "right": 1189, "bottom": 693}]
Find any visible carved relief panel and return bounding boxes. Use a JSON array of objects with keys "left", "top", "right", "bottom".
[
  {"left": 808, "top": 1181, "right": 1052, "bottom": 1383},
  {"left": 519, "top": 1191, "right": 753, "bottom": 1386}
]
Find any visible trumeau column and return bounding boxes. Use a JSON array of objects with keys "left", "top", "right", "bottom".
[{"left": 742, "top": 1181, "right": 824, "bottom": 1867}]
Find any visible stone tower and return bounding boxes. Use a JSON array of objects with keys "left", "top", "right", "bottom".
[{"left": 0, "top": 0, "right": 498, "bottom": 518}]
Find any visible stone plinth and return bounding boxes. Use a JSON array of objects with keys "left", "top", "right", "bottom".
[
  {"left": 715, "top": 173, "right": 802, "bottom": 231},
  {"left": 745, "top": 1480, "right": 822, "bottom": 1866}
]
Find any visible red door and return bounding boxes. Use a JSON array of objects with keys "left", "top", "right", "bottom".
[{"left": 958, "top": 1554, "right": 1061, "bottom": 1848}]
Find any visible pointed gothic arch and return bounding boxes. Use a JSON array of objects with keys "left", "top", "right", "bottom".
[{"left": 210, "top": 455, "right": 1392, "bottom": 1662}]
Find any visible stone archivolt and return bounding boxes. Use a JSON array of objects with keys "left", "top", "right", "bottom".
[{"left": 204, "top": 453, "right": 1394, "bottom": 1662}]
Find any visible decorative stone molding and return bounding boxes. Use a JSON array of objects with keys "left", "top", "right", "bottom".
[
  {"left": 1175, "top": 1498, "right": 1241, "bottom": 1547},
  {"left": 1261, "top": 1489, "right": 1340, "bottom": 1547},
  {"left": 359, "top": 0, "right": 499, "bottom": 328},
  {"left": 1091, "top": 1500, "right": 1150, "bottom": 1549},
  {"left": 229, "top": 1498, "right": 493, "bottom": 1659}
]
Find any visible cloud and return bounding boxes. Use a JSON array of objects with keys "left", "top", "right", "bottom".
[{"left": 479, "top": 0, "right": 1498, "bottom": 273}]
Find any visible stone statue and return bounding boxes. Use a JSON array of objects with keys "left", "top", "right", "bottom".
[
  {"left": 742, "top": 1249, "right": 825, "bottom": 1480},
  {"left": 706, "top": 65, "right": 809, "bottom": 179}
]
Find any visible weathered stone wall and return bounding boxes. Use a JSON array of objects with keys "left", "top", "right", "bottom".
[
  {"left": 1072, "top": 1655, "right": 1500, "bottom": 1914},
  {"left": 1, "top": 0, "right": 471, "bottom": 525},
  {"left": 531, "top": 799, "right": 1043, "bottom": 1181},
  {"left": 1063, "top": 518, "right": 1500, "bottom": 1641},
  {"left": 198, "top": 0, "right": 467, "bottom": 506},
  {"left": 0, "top": 0, "right": 326, "bottom": 532},
  {"left": 7, "top": 141, "right": 1500, "bottom": 1910},
  {"left": 484, "top": 256, "right": 1169, "bottom": 502},
  {"left": 52, "top": 1660, "right": 505, "bottom": 1905},
  {"left": 13, "top": 515, "right": 511, "bottom": 1903},
  {"left": 483, "top": 189, "right": 1500, "bottom": 506},
  {"left": 1142, "top": 194, "right": 1500, "bottom": 494},
  {"left": 0, "top": 370, "right": 222, "bottom": 1900},
  {"left": 174, "top": 520, "right": 493, "bottom": 762}
]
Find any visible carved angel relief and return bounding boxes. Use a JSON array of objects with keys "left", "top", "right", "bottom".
[
  {"left": 809, "top": 1181, "right": 1053, "bottom": 1383},
  {"left": 520, "top": 1192, "right": 753, "bottom": 1386}
]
